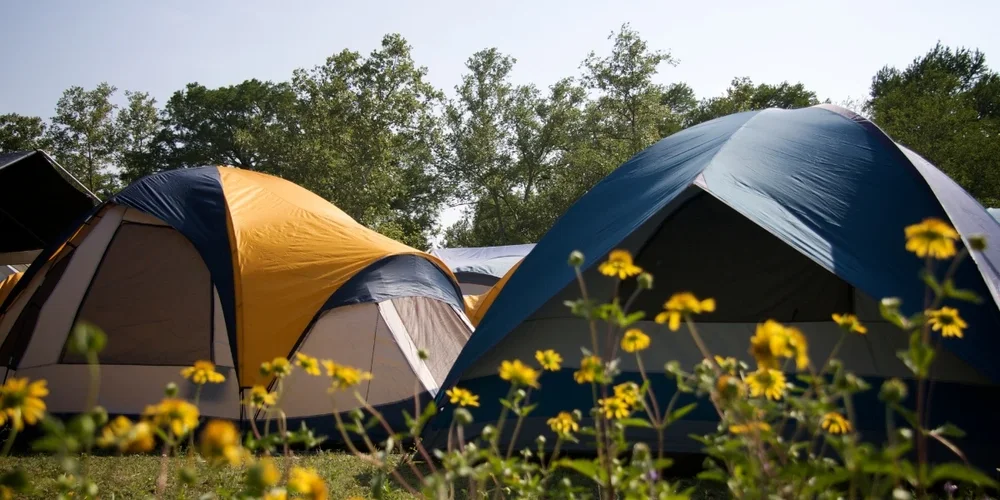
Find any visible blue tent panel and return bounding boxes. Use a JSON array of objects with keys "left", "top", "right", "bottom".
[
  {"left": 430, "top": 244, "right": 536, "bottom": 280},
  {"left": 440, "top": 105, "right": 1000, "bottom": 395}
]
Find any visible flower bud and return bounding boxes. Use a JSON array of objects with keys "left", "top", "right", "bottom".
[
  {"left": 453, "top": 408, "right": 473, "bottom": 426},
  {"left": 91, "top": 406, "right": 109, "bottom": 427},
  {"left": 349, "top": 408, "right": 365, "bottom": 422},
  {"left": 568, "top": 251, "right": 585, "bottom": 267},
  {"left": 879, "top": 378, "right": 908, "bottom": 403},
  {"left": 637, "top": 272, "right": 654, "bottom": 290},
  {"left": 969, "top": 234, "right": 988, "bottom": 252},
  {"left": 179, "top": 466, "right": 198, "bottom": 485},
  {"left": 482, "top": 425, "right": 496, "bottom": 440},
  {"left": 535, "top": 434, "right": 546, "bottom": 446},
  {"left": 164, "top": 382, "right": 179, "bottom": 397},
  {"left": 881, "top": 297, "right": 902, "bottom": 309},
  {"left": 572, "top": 409, "right": 583, "bottom": 421}
]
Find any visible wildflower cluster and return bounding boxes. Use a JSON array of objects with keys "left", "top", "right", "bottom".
[{"left": 0, "top": 216, "right": 992, "bottom": 499}]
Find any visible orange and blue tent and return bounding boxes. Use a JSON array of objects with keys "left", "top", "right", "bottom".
[{"left": 0, "top": 166, "right": 472, "bottom": 430}]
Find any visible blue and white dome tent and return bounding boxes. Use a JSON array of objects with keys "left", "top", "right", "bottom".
[{"left": 431, "top": 104, "right": 1000, "bottom": 468}]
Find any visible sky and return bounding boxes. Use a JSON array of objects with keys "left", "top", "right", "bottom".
[{"left": 2, "top": 0, "right": 999, "bottom": 236}]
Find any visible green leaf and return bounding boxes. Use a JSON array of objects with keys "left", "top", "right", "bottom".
[
  {"left": 891, "top": 403, "right": 920, "bottom": 429},
  {"left": 898, "top": 330, "right": 935, "bottom": 377},
  {"left": 921, "top": 270, "right": 944, "bottom": 296},
  {"left": 667, "top": 403, "right": 697, "bottom": 424},
  {"left": 879, "top": 298, "right": 908, "bottom": 329},
  {"left": 931, "top": 422, "right": 966, "bottom": 438},
  {"left": 942, "top": 279, "right": 983, "bottom": 304},
  {"left": 618, "top": 418, "right": 653, "bottom": 428},
  {"left": 556, "top": 458, "right": 602, "bottom": 480},
  {"left": 621, "top": 311, "right": 645, "bottom": 327},
  {"left": 696, "top": 470, "right": 727, "bottom": 483},
  {"left": 929, "top": 463, "right": 999, "bottom": 487},
  {"left": 653, "top": 458, "right": 674, "bottom": 470},
  {"left": 519, "top": 403, "right": 538, "bottom": 417},
  {"left": 499, "top": 399, "right": 514, "bottom": 411}
]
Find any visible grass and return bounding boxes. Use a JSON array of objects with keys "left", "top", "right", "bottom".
[{"left": 0, "top": 452, "right": 730, "bottom": 499}]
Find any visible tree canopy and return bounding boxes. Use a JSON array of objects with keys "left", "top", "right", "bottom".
[{"left": 3, "top": 29, "right": 993, "bottom": 248}]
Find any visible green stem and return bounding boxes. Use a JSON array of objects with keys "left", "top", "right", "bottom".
[
  {"left": 86, "top": 352, "right": 101, "bottom": 411},
  {"left": 1, "top": 426, "right": 17, "bottom": 457},
  {"left": 491, "top": 385, "right": 517, "bottom": 454},
  {"left": 505, "top": 387, "right": 532, "bottom": 459}
]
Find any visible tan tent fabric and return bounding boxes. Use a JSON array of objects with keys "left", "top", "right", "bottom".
[
  {"left": 0, "top": 272, "right": 23, "bottom": 307},
  {"left": 69, "top": 223, "right": 212, "bottom": 365}
]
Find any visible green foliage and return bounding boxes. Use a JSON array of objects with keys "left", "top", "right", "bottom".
[
  {"left": 0, "top": 113, "right": 52, "bottom": 153},
  {"left": 290, "top": 34, "right": 449, "bottom": 248},
  {"left": 49, "top": 82, "right": 121, "bottom": 197},
  {"left": 868, "top": 42, "right": 1000, "bottom": 206},
  {"left": 686, "top": 76, "right": 820, "bottom": 126}
]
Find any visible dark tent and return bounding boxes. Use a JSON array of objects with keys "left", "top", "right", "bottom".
[
  {"left": 432, "top": 104, "right": 1000, "bottom": 468},
  {"left": 0, "top": 151, "right": 99, "bottom": 265}
]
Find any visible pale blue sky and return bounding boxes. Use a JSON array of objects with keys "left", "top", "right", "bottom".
[
  {"left": 2, "top": 0, "right": 997, "bottom": 235},
  {"left": 3, "top": 0, "right": 998, "bottom": 118}
]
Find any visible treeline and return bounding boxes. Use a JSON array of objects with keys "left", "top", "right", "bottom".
[{"left": 2, "top": 25, "right": 999, "bottom": 249}]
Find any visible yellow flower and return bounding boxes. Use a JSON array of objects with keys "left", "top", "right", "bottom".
[
  {"left": 288, "top": 467, "right": 328, "bottom": 500},
  {"left": 821, "top": 412, "right": 852, "bottom": 435},
  {"left": 98, "top": 415, "right": 155, "bottom": 453},
  {"left": 535, "top": 349, "right": 562, "bottom": 371},
  {"left": 832, "top": 313, "right": 867, "bottom": 335},
  {"left": 613, "top": 382, "right": 642, "bottom": 409},
  {"left": 145, "top": 398, "right": 200, "bottom": 437},
  {"left": 246, "top": 385, "right": 277, "bottom": 408},
  {"left": 926, "top": 307, "right": 967, "bottom": 338},
  {"left": 0, "top": 485, "right": 12, "bottom": 500},
  {"left": 746, "top": 368, "right": 787, "bottom": 401},
  {"left": 716, "top": 374, "right": 746, "bottom": 399},
  {"left": 786, "top": 327, "right": 810, "bottom": 371},
  {"left": 446, "top": 387, "right": 480, "bottom": 407},
  {"left": 263, "top": 489, "right": 288, "bottom": 500},
  {"left": 729, "top": 421, "right": 772, "bottom": 434},
  {"left": 295, "top": 353, "right": 321, "bottom": 376},
  {"left": 598, "top": 249, "right": 643, "bottom": 279},
  {"left": 621, "top": 328, "right": 651, "bottom": 353},
  {"left": 749, "top": 320, "right": 793, "bottom": 370},
  {"left": 655, "top": 292, "right": 716, "bottom": 331},
  {"left": 573, "top": 355, "right": 603, "bottom": 384},
  {"left": 199, "top": 419, "right": 243, "bottom": 465},
  {"left": 180, "top": 360, "right": 225, "bottom": 385},
  {"left": 547, "top": 411, "right": 579, "bottom": 436},
  {"left": 247, "top": 457, "right": 281, "bottom": 490},
  {"left": 714, "top": 355, "right": 739, "bottom": 374},
  {"left": 322, "top": 361, "right": 373, "bottom": 391},
  {"left": 598, "top": 396, "right": 631, "bottom": 419},
  {"left": 260, "top": 357, "right": 292, "bottom": 378},
  {"left": 498, "top": 359, "right": 540, "bottom": 389},
  {"left": 905, "top": 218, "right": 960, "bottom": 259},
  {"left": 0, "top": 377, "right": 48, "bottom": 431}
]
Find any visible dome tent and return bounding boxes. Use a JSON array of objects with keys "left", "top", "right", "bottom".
[
  {"left": 430, "top": 244, "right": 535, "bottom": 295},
  {"left": 0, "top": 166, "right": 472, "bottom": 431},
  {"left": 0, "top": 150, "right": 99, "bottom": 267},
  {"left": 431, "top": 105, "right": 1000, "bottom": 467}
]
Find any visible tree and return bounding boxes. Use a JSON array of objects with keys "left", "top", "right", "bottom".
[
  {"left": 0, "top": 114, "right": 52, "bottom": 153},
  {"left": 291, "top": 34, "right": 449, "bottom": 248},
  {"left": 115, "top": 91, "right": 163, "bottom": 185},
  {"left": 581, "top": 23, "right": 683, "bottom": 157},
  {"left": 49, "top": 83, "right": 120, "bottom": 196},
  {"left": 159, "top": 79, "right": 297, "bottom": 174},
  {"left": 686, "top": 77, "right": 820, "bottom": 126},
  {"left": 867, "top": 43, "right": 1000, "bottom": 206},
  {"left": 441, "top": 49, "right": 586, "bottom": 247}
]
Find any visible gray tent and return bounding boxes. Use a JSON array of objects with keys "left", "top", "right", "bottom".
[{"left": 430, "top": 244, "right": 535, "bottom": 294}]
